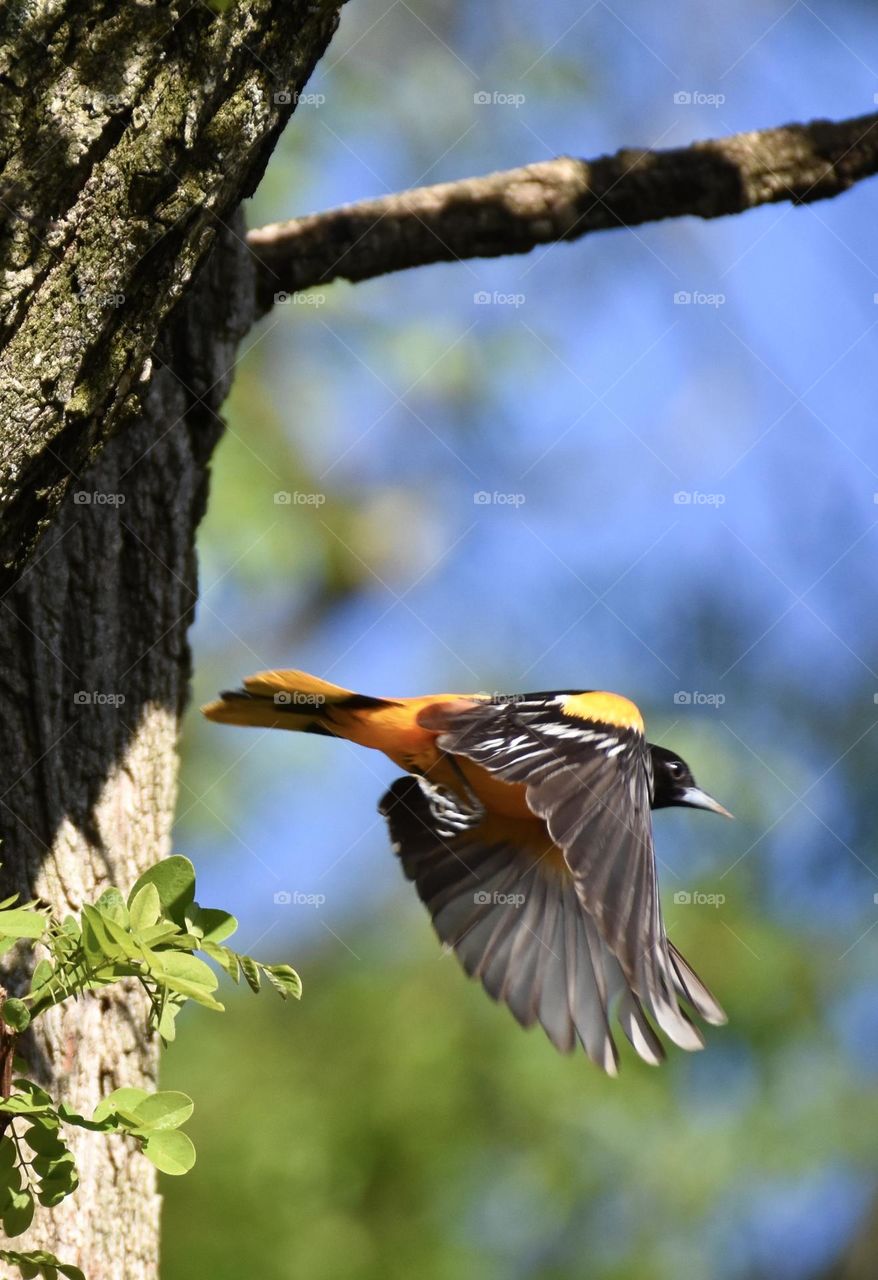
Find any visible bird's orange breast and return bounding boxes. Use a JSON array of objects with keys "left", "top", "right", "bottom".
[{"left": 326, "top": 695, "right": 534, "bottom": 820}]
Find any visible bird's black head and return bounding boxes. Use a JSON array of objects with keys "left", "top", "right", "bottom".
[{"left": 649, "top": 745, "right": 732, "bottom": 817}]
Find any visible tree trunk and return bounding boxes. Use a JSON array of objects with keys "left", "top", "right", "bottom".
[
  {"left": 0, "top": 0, "right": 341, "bottom": 1269},
  {"left": 0, "top": 216, "right": 258, "bottom": 1278}
]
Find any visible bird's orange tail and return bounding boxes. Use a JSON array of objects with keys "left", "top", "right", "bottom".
[{"left": 201, "top": 669, "right": 389, "bottom": 733}]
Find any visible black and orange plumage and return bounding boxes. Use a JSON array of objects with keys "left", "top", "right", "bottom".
[{"left": 203, "top": 669, "right": 731, "bottom": 1074}]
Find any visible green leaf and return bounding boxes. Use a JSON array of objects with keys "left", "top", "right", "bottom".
[
  {"left": 95, "top": 887, "right": 129, "bottom": 927},
  {"left": 264, "top": 964, "right": 302, "bottom": 1000},
  {"left": 12, "top": 1080, "right": 53, "bottom": 1107},
  {"left": 201, "top": 940, "right": 240, "bottom": 982},
  {"left": 151, "top": 952, "right": 224, "bottom": 1009},
  {"left": 137, "top": 922, "right": 183, "bottom": 947},
  {"left": 128, "top": 883, "right": 161, "bottom": 932},
  {"left": 142, "top": 1129, "right": 196, "bottom": 1176},
  {"left": 0, "top": 1137, "right": 16, "bottom": 1169},
  {"left": 23, "top": 1122, "right": 66, "bottom": 1156},
  {"left": 239, "top": 953, "right": 261, "bottom": 993},
  {"left": 132, "top": 1091, "right": 194, "bottom": 1132},
  {"left": 0, "top": 1094, "right": 51, "bottom": 1116},
  {"left": 32, "top": 1150, "right": 76, "bottom": 1180},
  {"left": 96, "top": 911, "right": 140, "bottom": 959},
  {"left": 128, "top": 857, "right": 196, "bottom": 926},
  {"left": 0, "top": 907, "right": 47, "bottom": 940},
  {"left": 80, "top": 905, "right": 124, "bottom": 963},
  {"left": 1, "top": 998, "right": 30, "bottom": 1031},
  {"left": 2, "top": 1187, "right": 34, "bottom": 1236},
  {"left": 29, "top": 958, "right": 54, "bottom": 995},
  {"left": 0, "top": 1164, "right": 22, "bottom": 1209},
  {"left": 92, "top": 1087, "right": 149, "bottom": 1124},
  {"left": 189, "top": 906, "right": 238, "bottom": 944},
  {"left": 0, "top": 1249, "right": 85, "bottom": 1280},
  {"left": 157, "top": 996, "right": 185, "bottom": 1042}
]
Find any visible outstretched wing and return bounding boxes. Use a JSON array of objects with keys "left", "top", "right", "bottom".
[
  {"left": 380, "top": 775, "right": 670, "bottom": 1073},
  {"left": 416, "top": 693, "right": 725, "bottom": 1049}
]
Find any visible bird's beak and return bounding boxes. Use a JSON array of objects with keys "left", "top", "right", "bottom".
[{"left": 678, "top": 786, "right": 734, "bottom": 819}]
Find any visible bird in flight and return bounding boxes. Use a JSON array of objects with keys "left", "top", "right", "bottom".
[{"left": 203, "top": 669, "right": 731, "bottom": 1074}]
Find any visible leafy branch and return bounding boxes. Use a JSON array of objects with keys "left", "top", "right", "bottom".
[{"left": 0, "top": 857, "right": 300, "bottom": 1279}]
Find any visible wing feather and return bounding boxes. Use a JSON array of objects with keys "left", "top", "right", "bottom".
[
  {"left": 380, "top": 774, "right": 681, "bottom": 1071},
  {"left": 416, "top": 696, "right": 723, "bottom": 1051}
]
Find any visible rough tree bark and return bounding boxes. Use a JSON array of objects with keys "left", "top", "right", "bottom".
[
  {"left": 0, "top": 1, "right": 342, "bottom": 1275},
  {"left": 0, "top": 0, "right": 342, "bottom": 585},
  {"left": 0, "top": 217, "right": 257, "bottom": 1277}
]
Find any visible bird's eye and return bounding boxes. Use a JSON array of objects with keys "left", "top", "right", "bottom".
[{"left": 668, "top": 761, "right": 682, "bottom": 776}]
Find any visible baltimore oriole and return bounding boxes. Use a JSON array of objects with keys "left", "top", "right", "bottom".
[{"left": 203, "top": 669, "right": 731, "bottom": 1074}]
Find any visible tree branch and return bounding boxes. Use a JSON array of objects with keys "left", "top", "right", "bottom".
[{"left": 248, "top": 111, "right": 878, "bottom": 304}]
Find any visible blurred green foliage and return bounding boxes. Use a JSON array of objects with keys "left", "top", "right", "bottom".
[{"left": 162, "top": 886, "right": 876, "bottom": 1280}]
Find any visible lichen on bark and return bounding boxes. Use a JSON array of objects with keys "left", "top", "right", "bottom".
[{"left": 0, "top": 0, "right": 343, "bottom": 583}]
